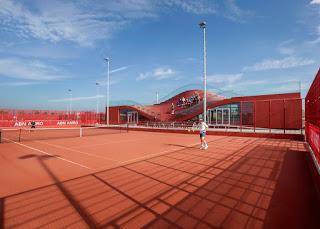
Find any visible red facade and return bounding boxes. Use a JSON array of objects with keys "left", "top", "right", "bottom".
[{"left": 108, "top": 91, "right": 302, "bottom": 130}]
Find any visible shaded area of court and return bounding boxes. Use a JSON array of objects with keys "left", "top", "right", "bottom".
[{"left": 0, "top": 132, "right": 319, "bottom": 228}]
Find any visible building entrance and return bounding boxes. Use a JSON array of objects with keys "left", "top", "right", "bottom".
[
  {"left": 127, "top": 111, "right": 139, "bottom": 124},
  {"left": 208, "top": 108, "right": 230, "bottom": 125}
]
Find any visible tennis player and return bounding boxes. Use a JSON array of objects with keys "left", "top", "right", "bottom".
[
  {"left": 197, "top": 118, "right": 208, "bottom": 150},
  {"left": 31, "top": 121, "right": 36, "bottom": 129}
]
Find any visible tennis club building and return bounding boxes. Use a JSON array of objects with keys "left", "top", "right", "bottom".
[{"left": 108, "top": 90, "right": 302, "bottom": 130}]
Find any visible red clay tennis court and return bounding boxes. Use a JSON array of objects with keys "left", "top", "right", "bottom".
[{"left": 0, "top": 128, "right": 319, "bottom": 228}]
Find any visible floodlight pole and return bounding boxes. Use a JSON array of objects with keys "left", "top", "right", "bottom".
[
  {"left": 104, "top": 58, "right": 110, "bottom": 125},
  {"left": 156, "top": 92, "right": 159, "bottom": 104},
  {"left": 68, "top": 89, "right": 72, "bottom": 117},
  {"left": 199, "top": 21, "right": 207, "bottom": 123},
  {"left": 96, "top": 82, "right": 100, "bottom": 113},
  {"left": 299, "top": 80, "right": 301, "bottom": 95}
]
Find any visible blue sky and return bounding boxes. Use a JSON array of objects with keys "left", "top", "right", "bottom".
[{"left": 0, "top": 0, "right": 319, "bottom": 111}]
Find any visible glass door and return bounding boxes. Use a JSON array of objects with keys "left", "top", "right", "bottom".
[
  {"left": 222, "top": 108, "right": 230, "bottom": 125},
  {"left": 216, "top": 109, "right": 223, "bottom": 125},
  {"left": 127, "top": 111, "right": 138, "bottom": 123},
  {"left": 208, "top": 108, "right": 230, "bottom": 125}
]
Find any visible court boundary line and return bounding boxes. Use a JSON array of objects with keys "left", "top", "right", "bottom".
[
  {"left": 3, "top": 138, "right": 93, "bottom": 170},
  {"left": 34, "top": 140, "right": 122, "bottom": 163}
]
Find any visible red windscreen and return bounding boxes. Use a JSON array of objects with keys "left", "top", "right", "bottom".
[{"left": 306, "top": 69, "right": 320, "bottom": 165}]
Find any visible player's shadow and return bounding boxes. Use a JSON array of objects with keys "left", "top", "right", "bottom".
[{"left": 166, "top": 143, "right": 199, "bottom": 149}]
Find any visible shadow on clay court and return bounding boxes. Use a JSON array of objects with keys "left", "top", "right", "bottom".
[{"left": 1, "top": 138, "right": 320, "bottom": 228}]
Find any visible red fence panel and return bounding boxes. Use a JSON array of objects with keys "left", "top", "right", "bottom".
[
  {"left": 255, "top": 100, "right": 270, "bottom": 128},
  {"left": 0, "top": 109, "right": 104, "bottom": 128},
  {"left": 270, "top": 100, "right": 285, "bottom": 129},
  {"left": 306, "top": 68, "right": 320, "bottom": 165},
  {"left": 241, "top": 102, "right": 254, "bottom": 126},
  {"left": 285, "top": 99, "right": 302, "bottom": 129}
]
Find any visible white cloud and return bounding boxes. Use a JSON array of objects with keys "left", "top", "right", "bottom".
[
  {"left": 0, "top": 0, "right": 134, "bottom": 47},
  {"left": 165, "top": 0, "right": 216, "bottom": 14},
  {"left": 223, "top": 0, "right": 253, "bottom": 22},
  {"left": 207, "top": 73, "right": 243, "bottom": 84},
  {"left": 0, "top": 58, "right": 67, "bottom": 80},
  {"left": 0, "top": 81, "right": 45, "bottom": 86},
  {"left": 0, "top": 43, "right": 78, "bottom": 59},
  {"left": 267, "top": 84, "right": 303, "bottom": 93},
  {"left": 137, "top": 72, "right": 150, "bottom": 81},
  {"left": 137, "top": 67, "right": 176, "bottom": 81},
  {"left": 221, "top": 80, "right": 266, "bottom": 91},
  {"left": 243, "top": 57, "right": 315, "bottom": 72},
  {"left": 0, "top": 0, "right": 218, "bottom": 46},
  {"left": 110, "top": 66, "right": 130, "bottom": 74},
  {"left": 153, "top": 67, "right": 175, "bottom": 79},
  {"left": 96, "top": 79, "right": 120, "bottom": 86},
  {"left": 307, "top": 25, "right": 320, "bottom": 44},
  {"left": 50, "top": 95, "right": 105, "bottom": 102},
  {"left": 205, "top": 73, "right": 266, "bottom": 94},
  {"left": 278, "top": 40, "right": 295, "bottom": 55},
  {"left": 279, "top": 47, "right": 295, "bottom": 55},
  {"left": 310, "top": 0, "right": 320, "bottom": 4},
  {"left": 308, "top": 1, "right": 320, "bottom": 44},
  {"left": 0, "top": 0, "right": 249, "bottom": 47}
]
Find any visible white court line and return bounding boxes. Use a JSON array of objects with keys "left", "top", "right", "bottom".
[
  {"left": 4, "top": 138, "right": 93, "bottom": 170},
  {"left": 35, "top": 140, "right": 121, "bottom": 163},
  {"left": 94, "top": 141, "right": 200, "bottom": 171}
]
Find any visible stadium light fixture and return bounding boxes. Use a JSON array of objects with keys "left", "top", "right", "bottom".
[
  {"left": 199, "top": 21, "right": 207, "bottom": 123},
  {"left": 104, "top": 58, "right": 110, "bottom": 125}
]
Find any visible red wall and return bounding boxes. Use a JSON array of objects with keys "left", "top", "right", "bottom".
[
  {"left": 270, "top": 100, "right": 285, "bottom": 129},
  {"left": 109, "top": 107, "right": 119, "bottom": 124},
  {"left": 255, "top": 100, "right": 270, "bottom": 128}
]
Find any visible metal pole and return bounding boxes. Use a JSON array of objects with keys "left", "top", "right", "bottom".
[
  {"left": 107, "top": 59, "right": 110, "bottom": 125},
  {"left": 104, "top": 58, "right": 110, "bottom": 125},
  {"left": 156, "top": 92, "right": 159, "bottom": 104},
  {"left": 299, "top": 80, "right": 301, "bottom": 95},
  {"left": 96, "top": 83, "right": 100, "bottom": 113},
  {"left": 96, "top": 82, "right": 100, "bottom": 123},
  {"left": 240, "top": 101, "right": 243, "bottom": 132},
  {"left": 70, "top": 90, "right": 72, "bottom": 115},
  {"left": 269, "top": 100, "right": 271, "bottom": 133},
  {"left": 253, "top": 101, "right": 256, "bottom": 133},
  {"left": 301, "top": 98, "right": 303, "bottom": 135},
  {"left": 68, "top": 89, "right": 72, "bottom": 118},
  {"left": 283, "top": 99, "right": 286, "bottom": 134},
  {"left": 199, "top": 21, "right": 207, "bottom": 123}
]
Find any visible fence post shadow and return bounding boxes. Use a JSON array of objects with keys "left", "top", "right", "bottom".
[
  {"left": 0, "top": 197, "right": 4, "bottom": 229},
  {"left": 18, "top": 154, "right": 98, "bottom": 228},
  {"left": 263, "top": 149, "right": 320, "bottom": 229}
]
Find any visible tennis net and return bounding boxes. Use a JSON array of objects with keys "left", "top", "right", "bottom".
[{"left": 0, "top": 125, "right": 128, "bottom": 143}]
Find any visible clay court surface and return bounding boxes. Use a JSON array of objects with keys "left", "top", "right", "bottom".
[{"left": 0, "top": 130, "right": 319, "bottom": 228}]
